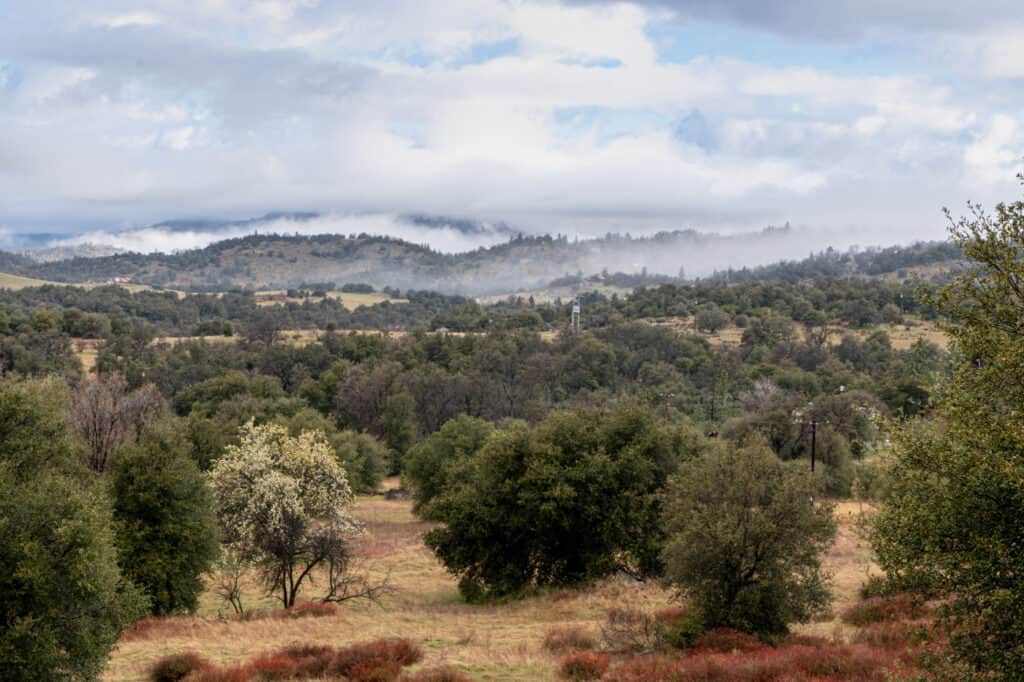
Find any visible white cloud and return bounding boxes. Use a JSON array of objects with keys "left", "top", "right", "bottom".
[
  {"left": 50, "top": 213, "right": 512, "bottom": 254},
  {"left": 0, "top": 0, "right": 1022, "bottom": 248}
]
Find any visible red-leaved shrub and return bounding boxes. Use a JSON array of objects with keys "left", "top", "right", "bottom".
[
  {"left": 841, "top": 594, "right": 926, "bottom": 626},
  {"left": 544, "top": 626, "right": 598, "bottom": 653},
  {"left": 327, "top": 639, "right": 424, "bottom": 679},
  {"left": 604, "top": 642, "right": 903, "bottom": 682},
  {"left": 170, "top": 639, "right": 423, "bottom": 682},
  {"left": 273, "top": 602, "right": 339, "bottom": 619},
  {"left": 559, "top": 651, "right": 610, "bottom": 680},
  {"left": 691, "top": 629, "right": 767, "bottom": 654},
  {"left": 149, "top": 652, "right": 211, "bottom": 682}
]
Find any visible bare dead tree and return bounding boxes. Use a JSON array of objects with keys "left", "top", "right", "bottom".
[
  {"left": 69, "top": 374, "right": 167, "bottom": 472},
  {"left": 212, "top": 551, "right": 247, "bottom": 615},
  {"left": 323, "top": 554, "right": 396, "bottom": 606}
]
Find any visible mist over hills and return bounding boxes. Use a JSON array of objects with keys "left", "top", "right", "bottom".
[{"left": 2, "top": 212, "right": 959, "bottom": 296}]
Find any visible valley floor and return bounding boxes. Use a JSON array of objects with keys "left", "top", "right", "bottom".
[{"left": 104, "top": 484, "right": 879, "bottom": 681}]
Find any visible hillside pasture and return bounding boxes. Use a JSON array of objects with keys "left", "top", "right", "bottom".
[
  {"left": 0, "top": 272, "right": 65, "bottom": 289},
  {"left": 254, "top": 289, "right": 407, "bottom": 310},
  {"left": 0, "top": 271, "right": 184, "bottom": 297},
  {"left": 646, "top": 316, "right": 948, "bottom": 351}
]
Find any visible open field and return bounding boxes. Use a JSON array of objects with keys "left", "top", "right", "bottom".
[
  {"left": 0, "top": 271, "right": 184, "bottom": 297},
  {"left": 0, "top": 272, "right": 65, "bottom": 289},
  {"left": 254, "top": 290, "right": 408, "bottom": 310},
  {"left": 647, "top": 316, "right": 949, "bottom": 351},
  {"left": 103, "top": 485, "right": 878, "bottom": 682}
]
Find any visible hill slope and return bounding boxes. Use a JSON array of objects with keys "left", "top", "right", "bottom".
[{"left": 2, "top": 229, "right": 962, "bottom": 296}]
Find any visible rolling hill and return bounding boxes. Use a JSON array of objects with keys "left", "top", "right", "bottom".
[{"left": 0, "top": 226, "right": 963, "bottom": 297}]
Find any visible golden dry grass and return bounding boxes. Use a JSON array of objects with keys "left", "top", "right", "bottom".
[
  {"left": 646, "top": 316, "right": 948, "bottom": 351},
  {"left": 0, "top": 271, "right": 184, "bottom": 297},
  {"left": 254, "top": 290, "right": 407, "bottom": 310},
  {"left": 71, "top": 338, "right": 102, "bottom": 373},
  {"left": 103, "top": 485, "right": 877, "bottom": 682},
  {"left": 0, "top": 272, "right": 62, "bottom": 289},
  {"left": 793, "top": 501, "right": 880, "bottom": 641}
]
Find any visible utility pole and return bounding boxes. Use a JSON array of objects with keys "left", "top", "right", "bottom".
[{"left": 810, "top": 418, "right": 817, "bottom": 473}]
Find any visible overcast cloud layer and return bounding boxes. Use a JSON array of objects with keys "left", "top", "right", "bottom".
[{"left": 1, "top": 1, "right": 1023, "bottom": 251}]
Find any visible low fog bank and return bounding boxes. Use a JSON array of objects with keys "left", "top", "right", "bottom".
[
  {"left": 39, "top": 213, "right": 513, "bottom": 257},
  {"left": 13, "top": 212, "right": 949, "bottom": 295}
]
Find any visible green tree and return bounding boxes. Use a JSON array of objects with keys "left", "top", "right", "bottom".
[
  {"left": 695, "top": 305, "right": 730, "bottom": 333},
  {"left": 422, "top": 403, "right": 704, "bottom": 600},
  {"left": 209, "top": 421, "right": 358, "bottom": 607},
  {"left": 403, "top": 415, "right": 495, "bottom": 514},
  {"left": 110, "top": 421, "right": 220, "bottom": 615},
  {"left": 0, "top": 379, "right": 145, "bottom": 681},
  {"left": 872, "top": 194, "right": 1024, "bottom": 676},
  {"left": 661, "top": 444, "right": 835, "bottom": 636}
]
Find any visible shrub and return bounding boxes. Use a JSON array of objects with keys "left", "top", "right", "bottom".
[
  {"left": 603, "top": 643, "right": 901, "bottom": 682},
  {"left": 246, "top": 644, "right": 335, "bottom": 678},
  {"left": 149, "top": 652, "right": 211, "bottom": 682},
  {"left": 661, "top": 445, "right": 836, "bottom": 636},
  {"left": 655, "top": 607, "right": 705, "bottom": 650},
  {"left": 172, "top": 639, "right": 424, "bottom": 682},
  {"left": 543, "top": 626, "right": 598, "bottom": 653},
  {"left": 112, "top": 422, "right": 220, "bottom": 615},
  {"left": 421, "top": 404, "right": 704, "bottom": 599},
  {"left": 692, "top": 628, "right": 768, "bottom": 654},
  {"left": 841, "top": 594, "right": 926, "bottom": 626},
  {"left": 858, "top": 574, "right": 891, "bottom": 600},
  {"left": 601, "top": 608, "right": 665, "bottom": 654},
  {"left": 327, "top": 639, "right": 424, "bottom": 678},
  {"left": 273, "top": 602, "right": 339, "bottom": 619},
  {"left": 0, "top": 379, "right": 146, "bottom": 682},
  {"left": 559, "top": 651, "right": 610, "bottom": 680}
]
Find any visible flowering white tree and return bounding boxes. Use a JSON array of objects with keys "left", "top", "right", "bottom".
[{"left": 210, "top": 421, "right": 360, "bottom": 608}]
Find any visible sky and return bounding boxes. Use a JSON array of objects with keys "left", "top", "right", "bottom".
[{"left": 1, "top": 0, "right": 1023, "bottom": 252}]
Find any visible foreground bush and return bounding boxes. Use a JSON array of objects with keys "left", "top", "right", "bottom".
[
  {"left": 149, "top": 652, "right": 211, "bottom": 682},
  {"left": 0, "top": 379, "right": 146, "bottom": 682},
  {"left": 559, "top": 651, "right": 610, "bottom": 680},
  {"left": 601, "top": 608, "right": 668, "bottom": 654},
  {"left": 661, "top": 445, "right": 835, "bottom": 636},
  {"left": 112, "top": 421, "right": 221, "bottom": 616},
  {"left": 421, "top": 403, "right": 705, "bottom": 599},
  {"left": 691, "top": 629, "right": 767, "bottom": 654},
  {"left": 870, "top": 197, "right": 1024, "bottom": 676},
  {"left": 604, "top": 642, "right": 902, "bottom": 682},
  {"left": 151, "top": 639, "right": 424, "bottom": 681}
]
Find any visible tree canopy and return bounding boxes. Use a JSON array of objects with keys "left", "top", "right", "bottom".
[
  {"left": 872, "top": 194, "right": 1024, "bottom": 675},
  {"left": 662, "top": 444, "right": 835, "bottom": 636},
  {"left": 416, "top": 403, "right": 705, "bottom": 600},
  {"left": 209, "top": 421, "right": 358, "bottom": 607},
  {"left": 0, "top": 379, "right": 145, "bottom": 681}
]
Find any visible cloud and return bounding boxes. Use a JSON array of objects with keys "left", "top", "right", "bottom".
[
  {"left": 570, "top": 0, "right": 1024, "bottom": 40},
  {"left": 0, "top": 0, "right": 1021, "bottom": 251},
  {"left": 48, "top": 213, "right": 513, "bottom": 255}
]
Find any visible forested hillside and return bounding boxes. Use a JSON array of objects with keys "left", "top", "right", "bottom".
[{"left": 1, "top": 229, "right": 961, "bottom": 296}]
